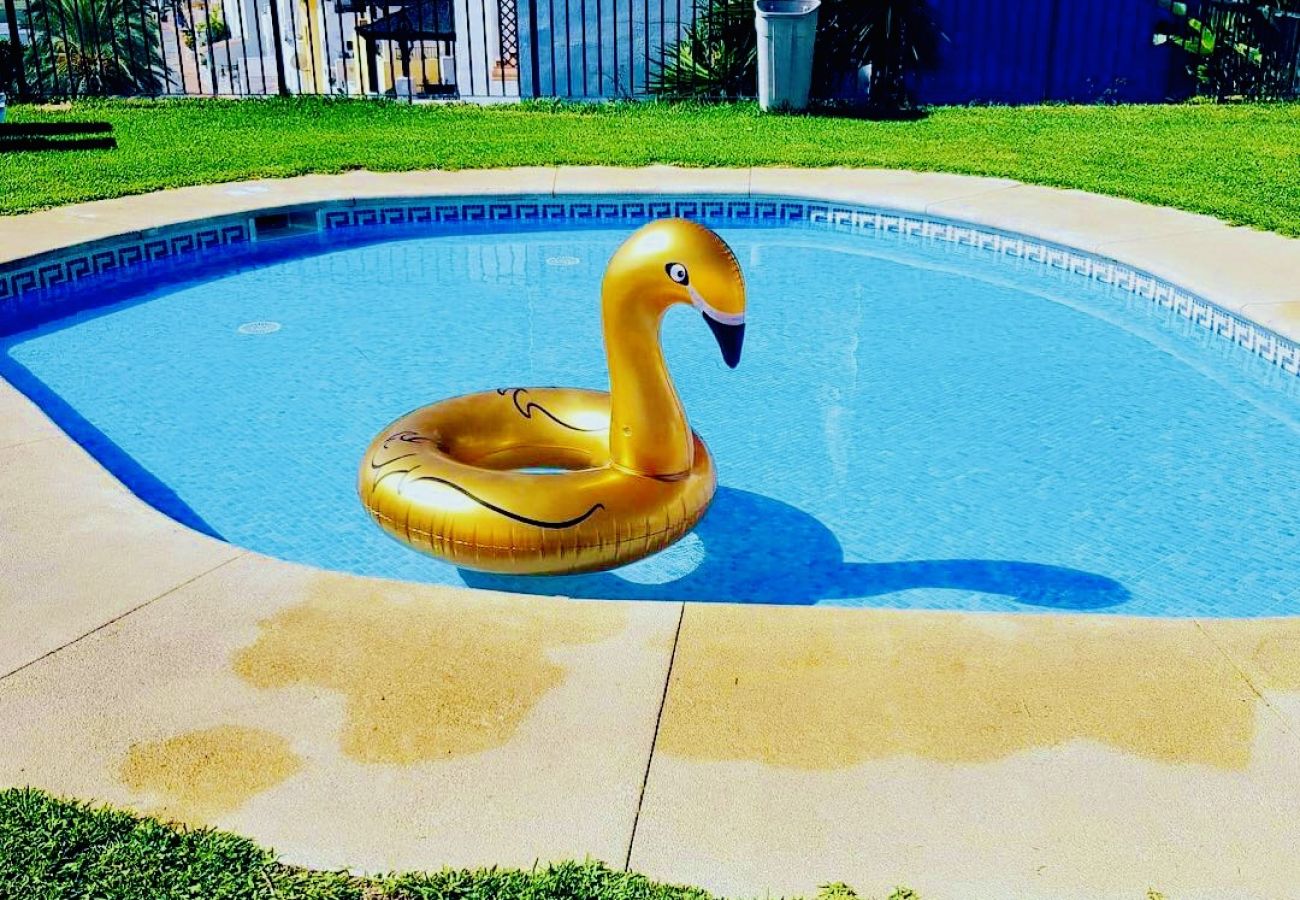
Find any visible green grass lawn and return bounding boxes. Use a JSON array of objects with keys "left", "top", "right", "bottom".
[
  {"left": 0, "top": 788, "right": 912, "bottom": 900},
  {"left": 3, "top": 98, "right": 1299, "bottom": 234}
]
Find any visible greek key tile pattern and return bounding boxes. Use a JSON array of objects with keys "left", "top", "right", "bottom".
[
  {"left": 2, "top": 195, "right": 1295, "bottom": 377},
  {"left": 0, "top": 221, "right": 250, "bottom": 335}
]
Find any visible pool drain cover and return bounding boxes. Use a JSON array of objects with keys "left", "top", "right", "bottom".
[{"left": 237, "top": 321, "right": 282, "bottom": 335}]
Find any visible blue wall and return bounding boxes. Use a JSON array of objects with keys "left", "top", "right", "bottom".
[{"left": 912, "top": 0, "right": 1193, "bottom": 103}]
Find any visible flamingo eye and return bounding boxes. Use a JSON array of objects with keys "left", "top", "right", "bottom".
[{"left": 665, "top": 262, "right": 689, "bottom": 285}]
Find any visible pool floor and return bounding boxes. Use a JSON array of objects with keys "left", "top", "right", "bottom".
[{"left": 5, "top": 222, "right": 1300, "bottom": 615}]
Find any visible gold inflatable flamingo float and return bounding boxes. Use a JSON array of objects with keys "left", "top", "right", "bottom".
[{"left": 358, "top": 218, "right": 747, "bottom": 575}]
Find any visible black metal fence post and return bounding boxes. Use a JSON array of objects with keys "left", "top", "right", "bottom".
[
  {"left": 3, "top": 0, "right": 28, "bottom": 99},
  {"left": 267, "top": 0, "right": 292, "bottom": 94}
]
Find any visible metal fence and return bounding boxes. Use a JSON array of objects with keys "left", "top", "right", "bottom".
[
  {"left": 520, "top": 0, "right": 705, "bottom": 97},
  {"left": 0, "top": 0, "right": 706, "bottom": 100},
  {"left": 3, "top": 0, "right": 1298, "bottom": 103},
  {"left": 2, "top": 0, "right": 520, "bottom": 99}
]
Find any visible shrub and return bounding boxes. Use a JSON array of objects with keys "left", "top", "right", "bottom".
[
  {"left": 814, "top": 0, "right": 942, "bottom": 107},
  {"left": 1154, "top": 0, "right": 1300, "bottom": 99},
  {"left": 650, "top": 0, "right": 755, "bottom": 99}
]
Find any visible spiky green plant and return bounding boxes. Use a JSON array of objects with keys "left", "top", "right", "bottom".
[
  {"left": 650, "top": 0, "right": 755, "bottom": 98},
  {"left": 24, "top": 0, "right": 164, "bottom": 96}
]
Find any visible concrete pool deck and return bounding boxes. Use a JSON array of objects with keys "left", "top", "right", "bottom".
[{"left": 4, "top": 167, "right": 1300, "bottom": 899}]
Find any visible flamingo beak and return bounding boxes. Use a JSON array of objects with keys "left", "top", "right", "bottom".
[
  {"left": 687, "top": 283, "right": 745, "bottom": 369},
  {"left": 704, "top": 312, "right": 745, "bottom": 369}
]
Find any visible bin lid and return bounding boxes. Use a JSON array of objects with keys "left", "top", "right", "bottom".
[{"left": 754, "top": 0, "right": 820, "bottom": 15}]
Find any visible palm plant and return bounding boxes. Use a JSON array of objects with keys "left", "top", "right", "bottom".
[
  {"left": 25, "top": 0, "right": 164, "bottom": 95},
  {"left": 650, "top": 0, "right": 755, "bottom": 98}
]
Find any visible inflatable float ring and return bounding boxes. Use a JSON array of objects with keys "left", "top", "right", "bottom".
[{"left": 358, "top": 218, "right": 746, "bottom": 575}]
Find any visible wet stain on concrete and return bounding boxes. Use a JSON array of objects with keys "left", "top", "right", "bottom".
[
  {"left": 232, "top": 578, "right": 626, "bottom": 764},
  {"left": 118, "top": 725, "right": 301, "bottom": 823},
  {"left": 658, "top": 606, "right": 1300, "bottom": 770}
]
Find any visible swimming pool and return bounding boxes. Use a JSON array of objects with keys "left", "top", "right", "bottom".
[{"left": 4, "top": 196, "right": 1300, "bottom": 616}]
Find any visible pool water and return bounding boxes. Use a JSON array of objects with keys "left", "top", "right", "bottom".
[{"left": 6, "top": 221, "right": 1300, "bottom": 616}]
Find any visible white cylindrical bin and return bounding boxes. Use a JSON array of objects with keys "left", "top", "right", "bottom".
[{"left": 754, "top": 0, "right": 820, "bottom": 112}]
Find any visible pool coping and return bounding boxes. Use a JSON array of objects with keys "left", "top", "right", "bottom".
[{"left": 5, "top": 167, "right": 1300, "bottom": 899}]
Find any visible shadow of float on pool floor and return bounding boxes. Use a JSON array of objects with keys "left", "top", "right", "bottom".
[{"left": 459, "top": 487, "right": 1131, "bottom": 610}]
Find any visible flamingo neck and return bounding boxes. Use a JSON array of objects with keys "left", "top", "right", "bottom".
[{"left": 603, "top": 288, "right": 693, "bottom": 477}]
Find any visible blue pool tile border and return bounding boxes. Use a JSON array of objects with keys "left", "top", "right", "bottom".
[
  {"left": 0, "top": 220, "right": 254, "bottom": 336},
  {"left": 315, "top": 197, "right": 810, "bottom": 229},
  {"left": 2, "top": 193, "right": 1297, "bottom": 376}
]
